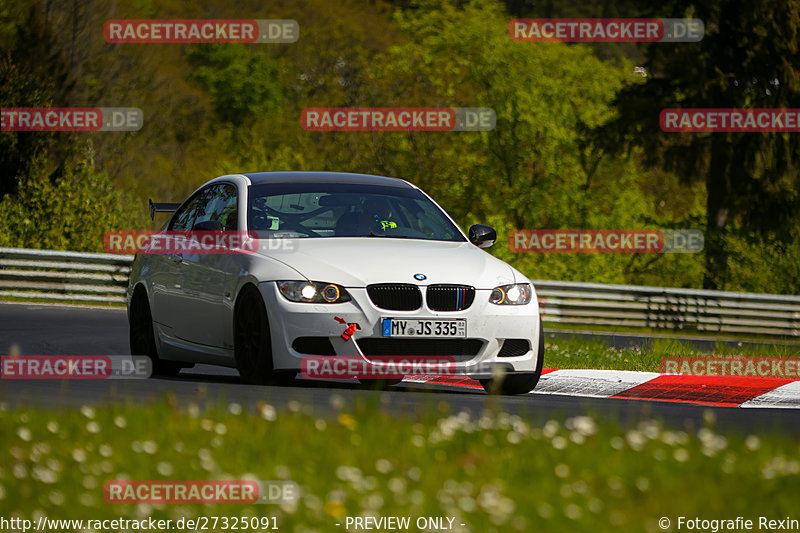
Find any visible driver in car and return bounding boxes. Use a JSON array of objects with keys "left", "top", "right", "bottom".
[{"left": 360, "top": 196, "right": 398, "bottom": 232}]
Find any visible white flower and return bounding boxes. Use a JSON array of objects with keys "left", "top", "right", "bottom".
[
  {"left": 156, "top": 462, "right": 173, "bottom": 476},
  {"left": 569, "top": 416, "right": 597, "bottom": 436},
  {"left": 259, "top": 404, "right": 276, "bottom": 421},
  {"left": 375, "top": 459, "right": 393, "bottom": 474}
]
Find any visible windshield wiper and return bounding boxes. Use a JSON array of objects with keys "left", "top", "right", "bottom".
[{"left": 368, "top": 231, "right": 417, "bottom": 239}]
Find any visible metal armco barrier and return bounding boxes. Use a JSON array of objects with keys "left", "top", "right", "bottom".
[
  {"left": 535, "top": 280, "right": 800, "bottom": 339},
  {"left": 0, "top": 248, "right": 131, "bottom": 304},
  {"left": 0, "top": 247, "right": 798, "bottom": 339}
]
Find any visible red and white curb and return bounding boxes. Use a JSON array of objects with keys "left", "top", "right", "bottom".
[{"left": 403, "top": 369, "right": 800, "bottom": 409}]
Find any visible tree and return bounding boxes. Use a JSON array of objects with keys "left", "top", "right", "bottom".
[
  {"left": 358, "top": 0, "right": 691, "bottom": 284},
  {"left": 0, "top": 145, "right": 147, "bottom": 252},
  {"left": 187, "top": 44, "right": 283, "bottom": 128},
  {"left": 0, "top": 54, "right": 56, "bottom": 197},
  {"left": 607, "top": 0, "right": 800, "bottom": 289}
]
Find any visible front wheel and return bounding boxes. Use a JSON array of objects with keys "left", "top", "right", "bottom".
[
  {"left": 360, "top": 378, "right": 404, "bottom": 390},
  {"left": 234, "top": 286, "right": 276, "bottom": 385},
  {"left": 481, "top": 317, "right": 545, "bottom": 395}
]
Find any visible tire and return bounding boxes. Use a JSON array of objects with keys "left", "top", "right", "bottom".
[
  {"left": 234, "top": 285, "right": 276, "bottom": 385},
  {"left": 361, "top": 378, "right": 404, "bottom": 390},
  {"left": 129, "top": 286, "right": 182, "bottom": 377},
  {"left": 481, "top": 317, "right": 545, "bottom": 395}
]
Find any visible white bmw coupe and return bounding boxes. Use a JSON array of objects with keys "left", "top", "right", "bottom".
[{"left": 127, "top": 172, "right": 544, "bottom": 394}]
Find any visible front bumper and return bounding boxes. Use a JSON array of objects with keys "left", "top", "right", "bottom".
[{"left": 259, "top": 281, "right": 542, "bottom": 378}]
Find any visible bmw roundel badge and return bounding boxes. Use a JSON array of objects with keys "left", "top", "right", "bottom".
[{"left": 413, "top": 273, "right": 427, "bottom": 281}]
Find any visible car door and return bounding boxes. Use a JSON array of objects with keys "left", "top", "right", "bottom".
[
  {"left": 150, "top": 187, "right": 209, "bottom": 338},
  {"left": 173, "top": 183, "right": 239, "bottom": 347}
]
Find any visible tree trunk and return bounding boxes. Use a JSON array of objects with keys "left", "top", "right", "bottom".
[{"left": 703, "top": 135, "right": 733, "bottom": 290}]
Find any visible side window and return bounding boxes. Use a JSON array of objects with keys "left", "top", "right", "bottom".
[
  {"left": 193, "top": 184, "right": 238, "bottom": 230},
  {"left": 169, "top": 189, "right": 208, "bottom": 231},
  {"left": 169, "top": 184, "right": 238, "bottom": 231}
]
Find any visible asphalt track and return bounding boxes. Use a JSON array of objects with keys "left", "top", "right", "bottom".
[{"left": 2, "top": 302, "right": 799, "bottom": 434}]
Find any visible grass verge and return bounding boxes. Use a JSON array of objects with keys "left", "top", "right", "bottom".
[
  {"left": 544, "top": 334, "right": 800, "bottom": 373},
  {"left": 0, "top": 398, "right": 797, "bottom": 532}
]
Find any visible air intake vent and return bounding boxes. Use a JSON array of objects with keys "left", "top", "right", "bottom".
[
  {"left": 498, "top": 339, "right": 531, "bottom": 357},
  {"left": 357, "top": 338, "right": 483, "bottom": 357},
  {"left": 367, "top": 283, "right": 422, "bottom": 311},
  {"left": 292, "top": 337, "right": 336, "bottom": 355},
  {"left": 426, "top": 284, "right": 475, "bottom": 311}
]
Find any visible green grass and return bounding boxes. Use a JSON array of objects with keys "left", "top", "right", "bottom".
[
  {"left": 1, "top": 398, "right": 798, "bottom": 532},
  {"left": 542, "top": 320, "right": 800, "bottom": 345},
  {"left": 544, "top": 334, "right": 800, "bottom": 372}
]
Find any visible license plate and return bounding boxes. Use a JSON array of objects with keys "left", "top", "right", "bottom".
[{"left": 381, "top": 318, "right": 466, "bottom": 338}]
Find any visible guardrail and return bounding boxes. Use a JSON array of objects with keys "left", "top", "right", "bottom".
[
  {"left": 0, "top": 248, "right": 132, "bottom": 304},
  {"left": 1, "top": 247, "right": 798, "bottom": 339},
  {"left": 536, "top": 280, "right": 800, "bottom": 339}
]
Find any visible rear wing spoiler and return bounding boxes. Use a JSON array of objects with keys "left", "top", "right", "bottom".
[{"left": 149, "top": 199, "right": 181, "bottom": 221}]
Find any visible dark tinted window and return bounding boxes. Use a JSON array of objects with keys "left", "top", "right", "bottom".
[
  {"left": 194, "top": 183, "right": 238, "bottom": 230},
  {"left": 247, "top": 183, "right": 465, "bottom": 242},
  {"left": 170, "top": 183, "right": 238, "bottom": 231}
]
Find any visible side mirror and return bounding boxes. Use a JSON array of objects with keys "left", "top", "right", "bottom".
[
  {"left": 468, "top": 224, "right": 496, "bottom": 248},
  {"left": 193, "top": 220, "right": 223, "bottom": 232}
]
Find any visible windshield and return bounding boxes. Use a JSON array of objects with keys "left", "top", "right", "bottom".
[{"left": 247, "top": 182, "right": 466, "bottom": 241}]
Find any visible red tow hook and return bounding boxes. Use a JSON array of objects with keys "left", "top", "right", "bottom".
[{"left": 341, "top": 323, "right": 358, "bottom": 341}]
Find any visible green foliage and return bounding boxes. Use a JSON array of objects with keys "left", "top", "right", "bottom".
[
  {"left": 0, "top": 54, "right": 56, "bottom": 196},
  {"left": 609, "top": 0, "right": 800, "bottom": 290},
  {"left": 187, "top": 44, "right": 283, "bottom": 127},
  {"left": 0, "top": 146, "right": 147, "bottom": 252},
  {"left": 0, "top": 0, "right": 796, "bottom": 294},
  {"left": 362, "top": 0, "right": 702, "bottom": 285},
  {"left": 726, "top": 230, "right": 800, "bottom": 294}
]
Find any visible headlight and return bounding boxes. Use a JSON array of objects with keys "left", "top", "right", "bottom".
[
  {"left": 278, "top": 281, "right": 351, "bottom": 303},
  {"left": 489, "top": 283, "right": 532, "bottom": 305}
]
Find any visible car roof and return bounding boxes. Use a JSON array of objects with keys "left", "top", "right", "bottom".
[{"left": 243, "top": 171, "right": 415, "bottom": 188}]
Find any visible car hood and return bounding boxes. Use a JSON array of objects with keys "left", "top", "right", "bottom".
[{"left": 252, "top": 238, "right": 518, "bottom": 288}]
